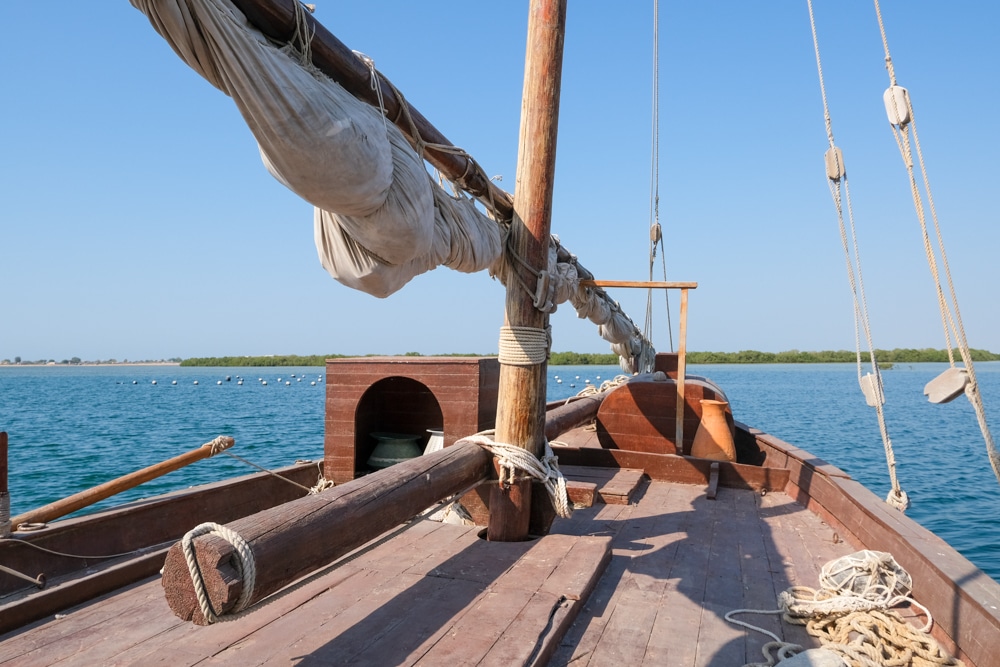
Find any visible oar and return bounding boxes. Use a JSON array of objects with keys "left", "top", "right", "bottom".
[{"left": 11, "top": 436, "right": 234, "bottom": 530}]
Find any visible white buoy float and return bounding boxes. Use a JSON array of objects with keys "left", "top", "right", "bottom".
[
  {"left": 217, "top": 380, "right": 222, "bottom": 385},
  {"left": 151, "top": 380, "right": 157, "bottom": 385},
  {"left": 193, "top": 380, "right": 199, "bottom": 385},
  {"left": 310, "top": 381, "right": 316, "bottom": 386},
  {"left": 262, "top": 381, "right": 267, "bottom": 386},
  {"left": 171, "top": 380, "right": 177, "bottom": 385}
]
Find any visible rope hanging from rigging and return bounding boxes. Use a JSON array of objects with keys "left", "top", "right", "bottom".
[
  {"left": 644, "top": 0, "right": 673, "bottom": 365},
  {"left": 871, "top": 0, "right": 1000, "bottom": 488},
  {"left": 806, "top": 0, "right": 908, "bottom": 511}
]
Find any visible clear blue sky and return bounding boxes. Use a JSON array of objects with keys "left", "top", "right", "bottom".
[{"left": 2, "top": 2, "right": 997, "bottom": 362}]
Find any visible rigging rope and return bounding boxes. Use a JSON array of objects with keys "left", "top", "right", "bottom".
[
  {"left": 644, "top": 0, "right": 673, "bottom": 361},
  {"left": 871, "top": 0, "right": 1000, "bottom": 487},
  {"left": 806, "top": 0, "right": 908, "bottom": 511},
  {"left": 459, "top": 431, "right": 572, "bottom": 518}
]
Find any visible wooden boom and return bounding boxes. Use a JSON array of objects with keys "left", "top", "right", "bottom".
[
  {"left": 162, "top": 391, "right": 611, "bottom": 624},
  {"left": 161, "top": 441, "right": 494, "bottom": 624},
  {"left": 11, "top": 436, "right": 234, "bottom": 529}
]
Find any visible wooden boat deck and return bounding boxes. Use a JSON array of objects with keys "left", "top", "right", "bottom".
[{"left": 0, "top": 476, "right": 857, "bottom": 666}]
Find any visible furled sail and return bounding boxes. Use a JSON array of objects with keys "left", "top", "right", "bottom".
[
  {"left": 132, "top": 0, "right": 655, "bottom": 371},
  {"left": 131, "top": 0, "right": 501, "bottom": 297}
]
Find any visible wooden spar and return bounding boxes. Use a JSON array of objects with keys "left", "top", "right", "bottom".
[
  {"left": 10, "top": 436, "right": 234, "bottom": 529},
  {"left": 577, "top": 280, "right": 698, "bottom": 455},
  {"left": 1, "top": 432, "right": 8, "bottom": 537},
  {"left": 0, "top": 432, "right": 6, "bottom": 499},
  {"left": 579, "top": 280, "right": 698, "bottom": 289},
  {"left": 488, "top": 0, "right": 567, "bottom": 542},
  {"left": 228, "top": 0, "right": 512, "bottom": 220},
  {"left": 675, "top": 288, "right": 690, "bottom": 455},
  {"left": 544, "top": 393, "right": 609, "bottom": 442},
  {"left": 161, "top": 442, "right": 492, "bottom": 624}
]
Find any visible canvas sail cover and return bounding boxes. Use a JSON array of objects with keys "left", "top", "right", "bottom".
[{"left": 131, "top": 0, "right": 501, "bottom": 297}]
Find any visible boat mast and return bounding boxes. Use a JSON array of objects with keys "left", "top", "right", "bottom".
[{"left": 488, "top": 0, "right": 567, "bottom": 542}]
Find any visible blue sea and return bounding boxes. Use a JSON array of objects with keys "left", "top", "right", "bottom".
[{"left": 1, "top": 362, "right": 998, "bottom": 583}]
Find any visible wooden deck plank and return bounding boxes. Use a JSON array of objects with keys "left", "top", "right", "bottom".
[
  {"left": 547, "top": 502, "right": 639, "bottom": 665},
  {"left": 593, "top": 483, "right": 698, "bottom": 665},
  {"left": 0, "top": 578, "right": 166, "bottom": 665},
  {"left": 561, "top": 465, "right": 645, "bottom": 505},
  {"left": 731, "top": 489, "right": 788, "bottom": 662},
  {"left": 641, "top": 485, "right": 718, "bottom": 666}
]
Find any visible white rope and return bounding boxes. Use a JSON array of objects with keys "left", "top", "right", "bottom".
[
  {"left": 570, "top": 374, "right": 632, "bottom": 401},
  {"left": 458, "top": 432, "right": 572, "bottom": 518},
  {"left": 872, "top": 0, "right": 1000, "bottom": 488},
  {"left": 725, "top": 550, "right": 957, "bottom": 667},
  {"left": 807, "top": 0, "right": 908, "bottom": 510},
  {"left": 497, "top": 325, "right": 550, "bottom": 367},
  {"left": 181, "top": 522, "right": 257, "bottom": 624}
]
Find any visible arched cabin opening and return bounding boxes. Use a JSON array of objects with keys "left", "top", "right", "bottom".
[{"left": 324, "top": 357, "right": 500, "bottom": 484}]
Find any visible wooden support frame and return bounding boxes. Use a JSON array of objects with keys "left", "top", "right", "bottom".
[{"left": 579, "top": 280, "right": 697, "bottom": 455}]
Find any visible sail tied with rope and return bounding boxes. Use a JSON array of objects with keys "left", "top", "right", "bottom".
[{"left": 131, "top": 0, "right": 655, "bottom": 371}]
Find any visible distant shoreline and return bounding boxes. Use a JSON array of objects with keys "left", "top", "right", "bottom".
[
  {"left": 0, "top": 362, "right": 181, "bottom": 368},
  {"left": 3, "top": 347, "right": 998, "bottom": 368}
]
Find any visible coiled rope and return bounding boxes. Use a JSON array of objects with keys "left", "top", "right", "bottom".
[
  {"left": 726, "top": 550, "right": 962, "bottom": 667},
  {"left": 458, "top": 432, "right": 572, "bottom": 518},
  {"left": 181, "top": 522, "right": 256, "bottom": 624}
]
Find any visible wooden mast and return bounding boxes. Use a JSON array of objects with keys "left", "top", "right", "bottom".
[{"left": 488, "top": 0, "right": 567, "bottom": 542}]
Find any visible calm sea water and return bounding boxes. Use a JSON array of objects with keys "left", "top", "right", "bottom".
[{"left": 2, "top": 362, "right": 998, "bottom": 582}]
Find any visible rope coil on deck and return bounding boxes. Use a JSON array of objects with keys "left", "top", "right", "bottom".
[
  {"left": 458, "top": 432, "right": 572, "bottom": 518},
  {"left": 726, "top": 550, "right": 963, "bottom": 667},
  {"left": 181, "top": 522, "right": 257, "bottom": 624}
]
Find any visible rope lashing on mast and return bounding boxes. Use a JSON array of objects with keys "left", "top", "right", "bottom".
[
  {"left": 498, "top": 325, "right": 551, "bottom": 366},
  {"left": 872, "top": 0, "right": 1000, "bottom": 487},
  {"left": 458, "top": 432, "right": 572, "bottom": 518},
  {"left": 806, "top": 0, "right": 908, "bottom": 511}
]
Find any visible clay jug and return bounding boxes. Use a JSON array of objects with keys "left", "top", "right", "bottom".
[{"left": 690, "top": 399, "right": 736, "bottom": 462}]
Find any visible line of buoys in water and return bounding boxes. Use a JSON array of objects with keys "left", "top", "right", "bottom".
[{"left": 131, "top": 374, "right": 326, "bottom": 387}]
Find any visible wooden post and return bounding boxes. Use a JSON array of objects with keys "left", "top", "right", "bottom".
[
  {"left": 488, "top": 0, "right": 567, "bottom": 542},
  {"left": 1, "top": 432, "right": 8, "bottom": 538},
  {"left": 161, "top": 442, "right": 492, "bottom": 624},
  {"left": 11, "top": 436, "right": 234, "bottom": 529},
  {"left": 674, "top": 288, "right": 689, "bottom": 455}
]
